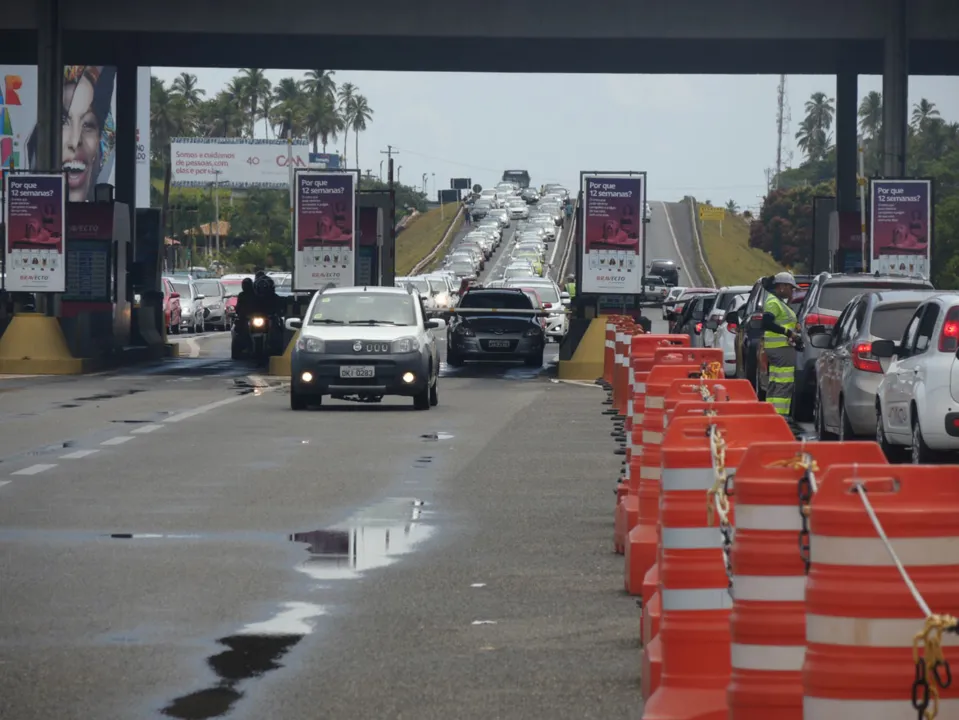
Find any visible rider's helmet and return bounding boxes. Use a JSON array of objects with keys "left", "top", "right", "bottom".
[
  {"left": 241, "top": 278, "right": 254, "bottom": 293},
  {"left": 254, "top": 273, "right": 275, "bottom": 296}
]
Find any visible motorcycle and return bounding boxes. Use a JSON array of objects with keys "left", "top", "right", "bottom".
[{"left": 231, "top": 313, "right": 275, "bottom": 365}]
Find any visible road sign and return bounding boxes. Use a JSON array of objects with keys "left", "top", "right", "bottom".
[{"left": 699, "top": 205, "right": 725, "bottom": 221}]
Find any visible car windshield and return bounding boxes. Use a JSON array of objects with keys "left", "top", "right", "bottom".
[
  {"left": 172, "top": 282, "right": 191, "bottom": 298},
  {"left": 195, "top": 280, "right": 219, "bottom": 296},
  {"left": 459, "top": 291, "right": 534, "bottom": 310},
  {"left": 398, "top": 279, "right": 430, "bottom": 295},
  {"left": 520, "top": 284, "right": 559, "bottom": 304},
  {"left": 819, "top": 282, "right": 933, "bottom": 311},
  {"left": 716, "top": 292, "right": 743, "bottom": 311},
  {"left": 451, "top": 261, "right": 473, "bottom": 272},
  {"left": 869, "top": 303, "right": 922, "bottom": 340},
  {"left": 221, "top": 282, "right": 243, "bottom": 297},
  {"left": 311, "top": 293, "right": 417, "bottom": 326}
]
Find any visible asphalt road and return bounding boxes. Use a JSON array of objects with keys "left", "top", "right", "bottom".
[
  {"left": 646, "top": 201, "right": 709, "bottom": 289},
  {"left": 0, "top": 206, "right": 646, "bottom": 719}
]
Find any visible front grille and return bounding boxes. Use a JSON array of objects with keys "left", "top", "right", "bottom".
[{"left": 325, "top": 340, "right": 392, "bottom": 354}]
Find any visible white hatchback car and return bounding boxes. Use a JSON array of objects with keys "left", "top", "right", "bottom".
[
  {"left": 505, "top": 278, "right": 568, "bottom": 341},
  {"left": 873, "top": 292, "right": 959, "bottom": 463},
  {"left": 708, "top": 293, "right": 748, "bottom": 377}
]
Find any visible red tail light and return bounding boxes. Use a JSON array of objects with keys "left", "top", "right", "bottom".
[
  {"left": 695, "top": 322, "right": 703, "bottom": 334},
  {"left": 804, "top": 313, "right": 837, "bottom": 328},
  {"left": 939, "top": 307, "right": 959, "bottom": 351},
  {"left": 727, "top": 322, "right": 738, "bottom": 332},
  {"left": 852, "top": 342, "right": 882, "bottom": 373}
]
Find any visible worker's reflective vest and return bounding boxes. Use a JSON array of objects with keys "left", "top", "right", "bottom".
[
  {"left": 763, "top": 293, "right": 797, "bottom": 349},
  {"left": 566, "top": 282, "right": 577, "bottom": 298}
]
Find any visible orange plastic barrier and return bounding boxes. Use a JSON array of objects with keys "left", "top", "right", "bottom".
[
  {"left": 641, "top": 413, "right": 793, "bottom": 713},
  {"left": 728, "top": 441, "right": 887, "bottom": 720},
  {"left": 623, "top": 349, "right": 725, "bottom": 567},
  {"left": 602, "top": 320, "right": 619, "bottom": 386},
  {"left": 803, "top": 464, "right": 959, "bottom": 720},
  {"left": 616, "top": 361, "right": 705, "bottom": 557},
  {"left": 612, "top": 324, "right": 638, "bottom": 416},
  {"left": 626, "top": 399, "right": 774, "bottom": 596}
]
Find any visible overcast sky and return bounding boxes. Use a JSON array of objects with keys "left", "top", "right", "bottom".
[{"left": 152, "top": 68, "right": 959, "bottom": 210}]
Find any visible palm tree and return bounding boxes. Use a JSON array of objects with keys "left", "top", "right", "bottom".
[
  {"left": 804, "top": 92, "right": 835, "bottom": 135},
  {"left": 725, "top": 200, "right": 739, "bottom": 214},
  {"left": 306, "top": 92, "right": 343, "bottom": 153},
  {"left": 239, "top": 68, "right": 272, "bottom": 138},
  {"left": 337, "top": 82, "right": 357, "bottom": 164},
  {"left": 911, "top": 98, "right": 940, "bottom": 132},
  {"left": 271, "top": 77, "right": 306, "bottom": 139},
  {"left": 150, "top": 78, "right": 191, "bottom": 236},
  {"left": 349, "top": 94, "right": 373, "bottom": 170},
  {"left": 858, "top": 91, "right": 883, "bottom": 138},
  {"left": 303, "top": 70, "right": 336, "bottom": 101},
  {"left": 197, "top": 91, "right": 246, "bottom": 138},
  {"left": 795, "top": 92, "right": 834, "bottom": 162},
  {"left": 171, "top": 72, "right": 205, "bottom": 109}
]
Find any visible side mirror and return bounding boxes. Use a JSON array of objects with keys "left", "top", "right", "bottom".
[
  {"left": 806, "top": 324, "right": 828, "bottom": 336},
  {"left": 285, "top": 317, "right": 303, "bottom": 331},
  {"left": 542, "top": 302, "right": 552, "bottom": 309},
  {"left": 808, "top": 333, "right": 832, "bottom": 349},
  {"left": 705, "top": 318, "right": 719, "bottom": 331},
  {"left": 724, "top": 309, "right": 739, "bottom": 325},
  {"left": 871, "top": 339, "right": 898, "bottom": 358},
  {"left": 195, "top": 294, "right": 206, "bottom": 300},
  {"left": 170, "top": 292, "right": 180, "bottom": 300},
  {"left": 747, "top": 314, "right": 763, "bottom": 331},
  {"left": 425, "top": 320, "right": 440, "bottom": 329}
]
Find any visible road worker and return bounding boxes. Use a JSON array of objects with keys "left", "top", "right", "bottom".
[{"left": 761, "top": 271, "right": 800, "bottom": 417}]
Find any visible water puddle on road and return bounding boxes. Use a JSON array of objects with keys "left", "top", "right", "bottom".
[
  {"left": 72, "top": 388, "right": 145, "bottom": 402},
  {"left": 162, "top": 602, "right": 325, "bottom": 720}
]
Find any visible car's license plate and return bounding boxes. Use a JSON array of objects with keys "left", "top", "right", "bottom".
[
  {"left": 487, "top": 339, "right": 511, "bottom": 348},
  {"left": 339, "top": 365, "right": 375, "bottom": 378}
]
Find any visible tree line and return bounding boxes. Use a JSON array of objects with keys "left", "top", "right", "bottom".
[
  {"left": 745, "top": 91, "right": 959, "bottom": 287},
  {"left": 149, "top": 69, "right": 428, "bottom": 270}
]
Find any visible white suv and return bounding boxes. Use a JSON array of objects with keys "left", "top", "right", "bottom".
[{"left": 873, "top": 292, "right": 959, "bottom": 463}]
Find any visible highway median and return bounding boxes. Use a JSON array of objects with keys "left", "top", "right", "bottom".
[
  {"left": 395, "top": 203, "right": 464, "bottom": 276},
  {"left": 689, "top": 198, "right": 785, "bottom": 286}
]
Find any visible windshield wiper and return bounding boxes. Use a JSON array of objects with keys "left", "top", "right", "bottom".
[
  {"left": 312, "top": 318, "right": 345, "bottom": 324},
  {"left": 348, "top": 319, "right": 403, "bottom": 325}
]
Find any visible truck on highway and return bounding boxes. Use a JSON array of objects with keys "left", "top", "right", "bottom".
[{"left": 502, "top": 170, "right": 531, "bottom": 189}]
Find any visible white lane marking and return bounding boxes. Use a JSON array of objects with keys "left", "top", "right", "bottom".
[
  {"left": 551, "top": 379, "right": 605, "bottom": 389},
  {"left": 11, "top": 464, "right": 57, "bottom": 476},
  {"left": 659, "top": 201, "right": 703, "bottom": 288},
  {"left": 101, "top": 436, "right": 135, "bottom": 446},
  {"left": 0, "top": 481, "right": 11, "bottom": 489},
  {"left": 163, "top": 394, "right": 254, "bottom": 424},
  {"left": 183, "top": 338, "right": 201, "bottom": 359},
  {"left": 484, "top": 226, "right": 518, "bottom": 281},
  {"left": 548, "top": 225, "right": 563, "bottom": 268},
  {"left": 60, "top": 449, "right": 100, "bottom": 459},
  {"left": 130, "top": 424, "right": 163, "bottom": 434}
]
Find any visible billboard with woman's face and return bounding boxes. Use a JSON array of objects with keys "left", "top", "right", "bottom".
[{"left": 0, "top": 65, "right": 150, "bottom": 207}]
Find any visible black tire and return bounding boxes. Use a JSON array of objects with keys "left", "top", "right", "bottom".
[
  {"left": 290, "top": 388, "right": 308, "bottom": 411},
  {"left": 911, "top": 413, "right": 937, "bottom": 465},
  {"left": 876, "top": 404, "right": 905, "bottom": 462},
  {"left": 838, "top": 399, "right": 856, "bottom": 440},
  {"left": 815, "top": 391, "right": 836, "bottom": 440},
  {"left": 429, "top": 378, "right": 439, "bottom": 407},
  {"left": 413, "top": 387, "right": 431, "bottom": 411},
  {"left": 525, "top": 349, "right": 544, "bottom": 367},
  {"left": 446, "top": 347, "right": 463, "bottom": 367}
]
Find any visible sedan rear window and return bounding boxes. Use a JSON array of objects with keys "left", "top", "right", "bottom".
[
  {"left": 869, "top": 304, "right": 922, "bottom": 340},
  {"left": 819, "top": 283, "right": 933, "bottom": 311},
  {"left": 459, "top": 291, "right": 534, "bottom": 310}
]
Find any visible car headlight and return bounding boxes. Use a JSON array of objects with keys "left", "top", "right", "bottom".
[
  {"left": 455, "top": 325, "right": 475, "bottom": 337},
  {"left": 391, "top": 337, "right": 421, "bottom": 353},
  {"left": 523, "top": 327, "right": 542, "bottom": 337},
  {"left": 435, "top": 292, "right": 450, "bottom": 307},
  {"left": 296, "top": 336, "right": 325, "bottom": 353}
]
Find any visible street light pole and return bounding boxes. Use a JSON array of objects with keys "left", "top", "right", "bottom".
[
  {"left": 397, "top": 166, "right": 402, "bottom": 183},
  {"left": 213, "top": 169, "right": 222, "bottom": 259},
  {"left": 422, "top": 173, "right": 428, "bottom": 197},
  {"left": 379, "top": 160, "right": 384, "bottom": 181}
]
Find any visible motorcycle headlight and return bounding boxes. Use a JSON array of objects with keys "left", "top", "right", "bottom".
[
  {"left": 391, "top": 336, "right": 420, "bottom": 353},
  {"left": 251, "top": 316, "right": 266, "bottom": 329},
  {"left": 296, "top": 336, "right": 325, "bottom": 353}
]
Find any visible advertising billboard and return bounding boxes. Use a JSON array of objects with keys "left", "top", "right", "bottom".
[
  {"left": 870, "top": 178, "right": 932, "bottom": 278},
  {"left": 309, "top": 152, "right": 341, "bottom": 169},
  {"left": 580, "top": 172, "right": 645, "bottom": 294},
  {"left": 293, "top": 169, "right": 358, "bottom": 290},
  {"left": 0, "top": 65, "right": 152, "bottom": 208},
  {"left": 450, "top": 177, "right": 471, "bottom": 190},
  {"left": 171, "top": 138, "right": 311, "bottom": 189},
  {"left": 3, "top": 172, "right": 66, "bottom": 292}
]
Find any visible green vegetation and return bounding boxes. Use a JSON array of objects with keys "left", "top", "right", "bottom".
[
  {"left": 395, "top": 205, "right": 463, "bottom": 276},
  {"left": 698, "top": 208, "right": 785, "bottom": 286},
  {"left": 151, "top": 69, "right": 439, "bottom": 272},
  {"left": 753, "top": 91, "right": 959, "bottom": 287}
]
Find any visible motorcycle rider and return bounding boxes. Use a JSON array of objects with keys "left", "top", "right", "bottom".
[
  {"left": 252, "top": 272, "right": 284, "bottom": 355},
  {"left": 231, "top": 278, "right": 256, "bottom": 358}
]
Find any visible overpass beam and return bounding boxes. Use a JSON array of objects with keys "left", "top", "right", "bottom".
[
  {"left": 881, "top": 0, "right": 908, "bottom": 177},
  {"left": 114, "top": 43, "right": 138, "bottom": 226},
  {"left": 835, "top": 71, "right": 858, "bottom": 214},
  {"left": 35, "top": 0, "right": 62, "bottom": 172}
]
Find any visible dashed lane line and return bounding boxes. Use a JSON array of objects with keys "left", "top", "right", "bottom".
[
  {"left": 60, "top": 449, "right": 101, "bottom": 459},
  {"left": 11, "top": 464, "right": 57, "bottom": 476},
  {"left": 0, "top": 481, "right": 10, "bottom": 489},
  {"left": 130, "top": 424, "right": 164, "bottom": 434},
  {"left": 101, "top": 436, "right": 135, "bottom": 446}
]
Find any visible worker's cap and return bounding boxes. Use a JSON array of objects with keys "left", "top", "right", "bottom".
[{"left": 773, "top": 271, "right": 798, "bottom": 288}]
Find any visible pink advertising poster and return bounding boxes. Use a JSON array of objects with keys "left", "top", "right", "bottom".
[
  {"left": 869, "top": 178, "right": 932, "bottom": 277},
  {"left": 3, "top": 171, "right": 66, "bottom": 292},
  {"left": 293, "top": 169, "right": 357, "bottom": 290},
  {"left": 580, "top": 173, "right": 645, "bottom": 294}
]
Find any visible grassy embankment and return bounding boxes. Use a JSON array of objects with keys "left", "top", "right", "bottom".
[
  {"left": 699, "top": 212, "right": 785, "bottom": 286},
  {"left": 395, "top": 203, "right": 463, "bottom": 276}
]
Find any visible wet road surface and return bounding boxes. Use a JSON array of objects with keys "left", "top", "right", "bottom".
[{"left": 0, "top": 215, "right": 643, "bottom": 719}]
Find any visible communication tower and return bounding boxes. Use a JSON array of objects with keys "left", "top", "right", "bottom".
[{"left": 774, "top": 74, "right": 793, "bottom": 188}]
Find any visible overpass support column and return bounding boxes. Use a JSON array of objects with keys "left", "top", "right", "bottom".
[
  {"left": 835, "top": 71, "right": 858, "bottom": 214},
  {"left": 114, "top": 45, "right": 138, "bottom": 227},
  {"left": 882, "top": 0, "right": 909, "bottom": 177},
  {"left": 35, "top": 0, "right": 62, "bottom": 172}
]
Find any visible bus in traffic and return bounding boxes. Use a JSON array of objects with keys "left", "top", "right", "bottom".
[{"left": 502, "top": 169, "right": 531, "bottom": 189}]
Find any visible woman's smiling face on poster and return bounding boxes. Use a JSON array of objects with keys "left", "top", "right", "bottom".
[{"left": 61, "top": 75, "right": 101, "bottom": 201}]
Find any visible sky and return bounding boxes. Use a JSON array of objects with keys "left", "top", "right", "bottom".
[{"left": 152, "top": 68, "right": 959, "bottom": 211}]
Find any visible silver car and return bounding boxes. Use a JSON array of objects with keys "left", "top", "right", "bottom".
[
  {"left": 169, "top": 279, "right": 206, "bottom": 333},
  {"left": 194, "top": 278, "right": 228, "bottom": 330},
  {"left": 288, "top": 286, "right": 440, "bottom": 410},
  {"left": 810, "top": 289, "right": 938, "bottom": 439}
]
